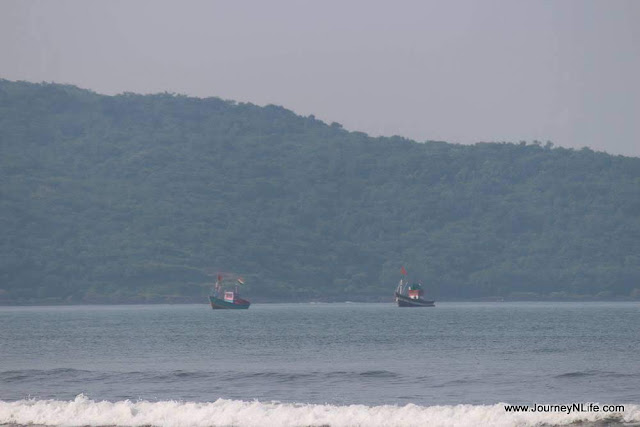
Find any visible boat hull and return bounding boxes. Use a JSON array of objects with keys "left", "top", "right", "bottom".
[
  {"left": 209, "top": 295, "right": 250, "bottom": 310},
  {"left": 395, "top": 292, "right": 435, "bottom": 307}
]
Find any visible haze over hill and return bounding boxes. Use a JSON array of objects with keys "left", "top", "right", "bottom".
[
  {"left": 1, "top": 80, "right": 639, "bottom": 304},
  {"left": 1, "top": 1, "right": 639, "bottom": 157}
]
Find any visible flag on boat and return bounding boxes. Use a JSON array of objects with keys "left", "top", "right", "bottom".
[{"left": 400, "top": 266, "right": 407, "bottom": 276}]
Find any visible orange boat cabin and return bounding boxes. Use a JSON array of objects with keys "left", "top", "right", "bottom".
[{"left": 408, "top": 284, "right": 424, "bottom": 300}]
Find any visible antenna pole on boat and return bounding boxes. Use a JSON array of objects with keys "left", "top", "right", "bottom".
[{"left": 400, "top": 266, "right": 408, "bottom": 294}]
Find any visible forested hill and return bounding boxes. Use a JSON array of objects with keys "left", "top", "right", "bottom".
[{"left": 1, "top": 79, "right": 639, "bottom": 304}]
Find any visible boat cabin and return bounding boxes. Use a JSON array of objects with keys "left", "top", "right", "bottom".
[
  {"left": 408, "top": 283, "right": 424, "bottom": 299},
  {"left": 224, "top": 291, "right": 235, "bottom": 302}
]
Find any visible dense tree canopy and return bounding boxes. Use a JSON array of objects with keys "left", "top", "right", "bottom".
[{"left": 1, "top": 79, "right": 639, "bottom": 303}]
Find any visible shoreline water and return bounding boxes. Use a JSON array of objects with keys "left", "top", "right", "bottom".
[
  {"left": 1, "top": 395, "right": 638, "bottom": 427},
  {"left": 3, "top": 302, "right": 638, "bottom": 426}
]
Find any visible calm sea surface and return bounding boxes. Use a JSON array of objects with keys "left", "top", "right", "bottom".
[{"left": 1, "top": 302, "right": 639, "bottom": 426}]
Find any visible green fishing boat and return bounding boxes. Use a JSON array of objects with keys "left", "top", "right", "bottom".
[{"left": 209, "top": 274, "right": 251, "bottom": 309}]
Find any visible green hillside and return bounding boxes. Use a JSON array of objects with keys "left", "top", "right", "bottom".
[{"left": 1, "top": 79, "right": 639, "bottom": 303}]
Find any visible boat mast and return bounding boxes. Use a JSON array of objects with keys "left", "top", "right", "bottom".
[
  {"left": 399, "top": 266, "right": 408, "bottom": 294},
  {"left": 214, "top": 273, "right": 222, "bottom": 297}
]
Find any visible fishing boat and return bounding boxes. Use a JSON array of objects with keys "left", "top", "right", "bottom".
[
  {"left": 394, "top": 267, "right": 435, "bottom": 307},
  {"left": 209, "top": 274, "right": 251, "bottom": 309}
]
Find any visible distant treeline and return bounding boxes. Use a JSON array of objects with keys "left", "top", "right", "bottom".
[{"left": 1, "top": 79, "right": 639, "bottom": 304}]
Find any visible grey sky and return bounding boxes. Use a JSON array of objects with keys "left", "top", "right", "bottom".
[{"left": 1, "top": 0, "right": 639, "bottom": 156}]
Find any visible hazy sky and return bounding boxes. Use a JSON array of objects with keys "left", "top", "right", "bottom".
[{"left": 1, "top": 0, "right": 639, "bottom": 156}]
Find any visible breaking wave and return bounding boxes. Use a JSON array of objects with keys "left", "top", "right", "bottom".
[{"left": 1, "top": 395, "right": 639, "bottom": 427}]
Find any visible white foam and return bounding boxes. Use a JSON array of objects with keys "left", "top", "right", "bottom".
[{"left": 1, "top": 395, "right": 638, "bottom": 427}]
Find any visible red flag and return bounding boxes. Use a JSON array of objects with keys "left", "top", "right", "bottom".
[
  {"left": 217, "top": 274, "right": 222, "bottom": 282},
  {"left": 400, "top": 266, "right": 407, "bottom": 275}
]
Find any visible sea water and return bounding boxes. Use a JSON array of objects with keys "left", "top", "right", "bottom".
[{"left": 1, "top": 302, "right": 639, "bottom": 426}]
